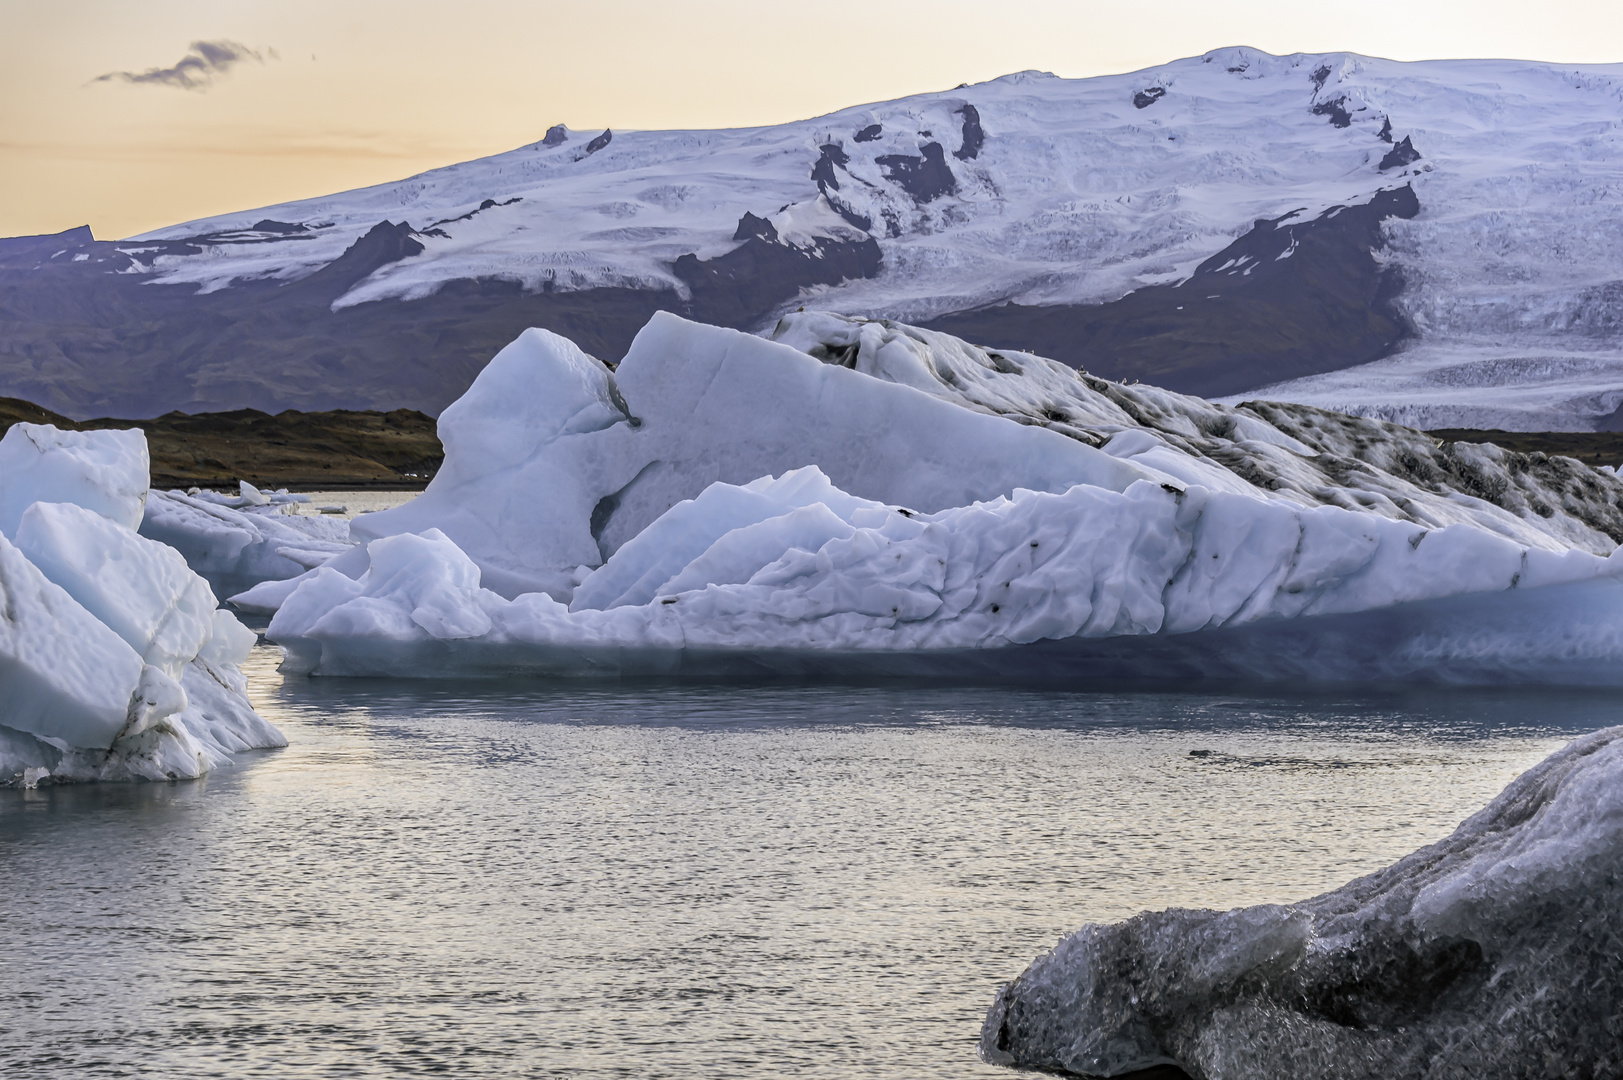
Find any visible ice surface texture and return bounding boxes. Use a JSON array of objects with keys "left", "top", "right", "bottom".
[
  {"left": 143, "top": 487, "right": 353, "bottom": 600},
  {"left": 980, "top": 725, "right": 1623, "bottom": 1079},
  {"left": 262, "top": 314, "right": 1623, "bottom": 684},
  {"left": 0, "top": 424, "right": 285, "bottom": 785}
]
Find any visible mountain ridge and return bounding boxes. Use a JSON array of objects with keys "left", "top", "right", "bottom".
[{"left": 3, "top": 47, "right": 1622, "bottom": 427}]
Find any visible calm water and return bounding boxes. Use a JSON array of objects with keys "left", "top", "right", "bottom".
[{"left": 3, "top": 647, "right": 1618, "bottom": 1078}]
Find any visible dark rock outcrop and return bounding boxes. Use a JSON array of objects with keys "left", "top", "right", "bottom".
[
  {"left": 672, "top": 233, "right": 880, "bottom": 329},
  {"left": 0, "top": 225, "right": 96, "bottom": 268},
  {"left": 1133, "top": 87, "right": 1166, "bottom": 109},
  {"left": 1379, "top": 136, "right": 1422, "bottom": 171},
  {"left": 811, "top": 142, "right": 850, "bottom": 190},
  {"left": 876, "top": 142, "right": 958, "bottom": 203},
  {"left": 541, "top": 124, "right": 569, "bottom": 147},
  {"left": 282, "top": 220, "right": 423, "bottom": 300},
  {"left": 854, "top": 123, "right": 883, "bottom": 142},
  {"left": 583, "top": 129, "right": 613, "bottom": 155},
  {"left": 732, "top": 212, "right": 779, "bottom": 243},
  {"left": 1311, "top": 96, "right": 1353, "bottom": 128},
  {"left": 1377, "top": 115, "right": 1393, "bottom": 143},
  {"left": 922, "top": 186, "right": 1422, "bottom": 398},
  {"left": 954, "top": 104, "right": 984, "bottom": 160}
]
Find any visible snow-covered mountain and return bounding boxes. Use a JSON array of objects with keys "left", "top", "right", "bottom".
[{"left": 4, "top": 46, "right": 1623, "bottom": 426}]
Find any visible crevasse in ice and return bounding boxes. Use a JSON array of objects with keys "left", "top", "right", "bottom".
[
  {"left": 980, "top": 724, "right": 1623, "bottom": 1079},
  {"left": 252, "top": 312, "right": 1623, "bottom": 683},
  {"left": 0, "top": 424, "right": 286, "bottom": 785}
]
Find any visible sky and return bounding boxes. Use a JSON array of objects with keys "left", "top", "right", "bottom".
[{"left": 4, "top": 0, "right": 1623, "bottom": 241}]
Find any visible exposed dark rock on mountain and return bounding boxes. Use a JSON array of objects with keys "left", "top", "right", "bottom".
[
  {"left": 954, "top": 104, "right": 984, "bottom": 159},
  {"left": 922, "top": 186, "right": 1421, "bottom": 398},
  {"left": 811, "top": 142, "right": 850, "bottom": 189},
  {"left": 583, "top": 129, "right": 613, "bottom": 155},
  {"left": 1311, "top": 95, "right": 1353, "bottom": 127},
  {"left": 541, "top": 124, "right": 569, "bottom": 147},
  {"left": 854, "top": 123, "right": 883, "bottom": 142},
  {"left": 672, "top": 233, "right": 881, "bottom": 329},
  {"left": 876, "top": 142, "right": 958, "bottom": 203},
  {"left": 0, "top": 225, "right": 96, "bottom": 268},
  {"left": 1133, "top": 87, "right": 1166, "bottom": 109},
  {"left": 1311, "top": 64, "right": 1332, "bottom": 91},
  {"left": 281, "top": 220, "right": 423, "bottom": 299},
  {"left": 731, "top": 212, "right": 779, "bottom": 243},
  {"left": 1377, "top": 114, "right": 1393, "bottom": 142},
  {"left": 427, "top": 196, "right": 522, "bottom": 230},
  {"left": 0, "top": 396, "right": 441, "bottom": 488},
  {"left": 0, "top": 237, "right": 679, "bottom": 417},
  {"left": 1379, "top": 135, "right": 1422, "bottom": 171}
]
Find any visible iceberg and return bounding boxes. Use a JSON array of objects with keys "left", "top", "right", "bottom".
[
  {"left": 142, "top": 486, "right": 353, "bottom": 600},
  {"left": 0, "top": 423, "right": 148, "bottom": 536},
  {"left": 254, "top": 313, "right": 1623, "bottom": 684},
  {"left": 0, "top": 424, "right": 286, "bottom": 785},
  {"left": 979, "top": 724, "right": 1623, "bottom": 1079}
]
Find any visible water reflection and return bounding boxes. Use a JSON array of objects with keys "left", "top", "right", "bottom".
[{"left": 3, "top": 646, "right": 1617, "bottom": 1078}]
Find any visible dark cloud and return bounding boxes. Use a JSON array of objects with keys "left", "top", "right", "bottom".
[{"left": 94, "top": 40, "right": 267, "bottom": 91}]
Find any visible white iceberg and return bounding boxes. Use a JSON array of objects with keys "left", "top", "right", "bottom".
[
  {"left": 0, "top": 425, "right": 286, "bottom": 785},
  {"left": 257, "top": 313, "right": 1623, "bottom": 684},
  {"left": 0, "top": 423, "right": 148, "bottom": 536},
  {"left": 142, "top": 487, "right": 353, "bottom": 600},
  {"left": 980, "top": 724, "right": 1623, "bottom": 1079}
]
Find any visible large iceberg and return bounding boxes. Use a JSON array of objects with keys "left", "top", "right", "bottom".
[
  {"left": 0, "top": 424, "right": 285, "bottom": 785},
  {"left": 254, "top": 313, "right": 1623, "bottom": 684},
  {"left": 980, "top": 724, "right": 1623, "bottom": 1079}
]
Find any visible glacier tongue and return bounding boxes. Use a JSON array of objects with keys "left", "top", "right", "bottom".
[{"left": 980, "top": 725, "right": 1623, "bottom": 1079}]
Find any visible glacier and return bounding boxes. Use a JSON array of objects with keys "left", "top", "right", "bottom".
[
  {"left": 63, "top": 47, "right": 1619, "bottom": 430},
  {"left": 979, "top": 724, "right": 1623, "bottom": 1079},
  {"left": 0, "top": 424, "right": 286, "bottom": 785},
  {"left": 252, "top": 312, "right": 1623, "bottom": 684}
]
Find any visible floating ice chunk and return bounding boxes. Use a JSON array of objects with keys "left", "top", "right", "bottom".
[
  {"left": 238, "top": 480, "right": 272, "bottom": 506},
  {"left": 980, "top": 725, "right": 1623, "bottom": 1078},
  {"left": 0, "top": 531, "right": 154, "bottom": 750},
  {"left": 268, "top": 469, "right": 1623, "bottom": 682},
  {"left": 142, "top": 488, "right": 353, "bottom": 598},
  {"left": 571, "top": 466, "right": 885, "bottom": 611},
  {"left": 0, "top": 423, "right": 148, "bottom": 536},
  {"left": 353, "top": 314, "right": 1150, "bottom": 600},
  {"left": 15, "top": 501, "right": 217, "bottom": 680}
]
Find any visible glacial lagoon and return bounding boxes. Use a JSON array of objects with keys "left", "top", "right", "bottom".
[{"left": 3, "top": 646, "right": 1614, "bottom": 1079}]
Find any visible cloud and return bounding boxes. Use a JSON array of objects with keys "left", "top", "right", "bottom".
[{"left": 94, "top": 40, "right": 267, "bottom": 91}]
